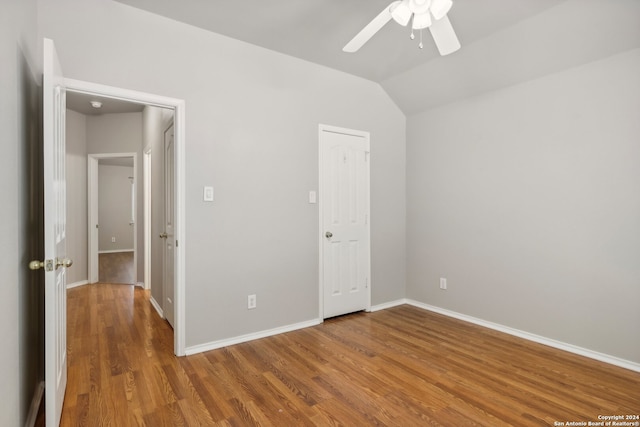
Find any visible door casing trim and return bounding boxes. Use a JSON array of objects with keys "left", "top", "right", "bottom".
[
  {"left": 87, "top": 152, "right": 137, "bottom": 285},
  {"left": 67, "top": 77, "right": 186, "bottom": 356},
  {"left": 318, "top": 124, "right": 372, "bottom": 320}
]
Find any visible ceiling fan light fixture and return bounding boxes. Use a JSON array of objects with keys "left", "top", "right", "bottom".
[
  {"left": 342, "top": 0, "right": 460, "bottom": 55},
  {"left": 430, "top": 0, "right": 452, "bottom": 20},
  {"left": 391, "top": 0, "right": 412, "bottom": 26},
  {"left": 410, "top": 0, "right": 431, "bottom": 15},
  {"left": 412, "top": 12, "right": 432, "bottom": 29}
]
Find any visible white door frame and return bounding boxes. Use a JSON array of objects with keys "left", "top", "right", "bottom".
[
  {"left": 67, "top": 77, "right": 187, "bottom": 356},
  {"left": 87, "top": 152, "right": 137, "bottom": 284},
  {"left": 162, "top": 121, "right": 176, "bottom": 327},
  {"left": 143, "top": 148, "right": 152, "bottom": 290},
  {"left": 318, "top": 124, "right": 372, "bottom": 319}
]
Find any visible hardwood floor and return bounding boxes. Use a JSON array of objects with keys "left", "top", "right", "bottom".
[
  {"left": 62, "top": 284, "right": 640, "bottom": 426},
  {"left": 98, "top": 252, "right": 134, "bottom": 284}
]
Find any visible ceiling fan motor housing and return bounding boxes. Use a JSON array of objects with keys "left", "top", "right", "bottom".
[{"left": 410, "top": 0, "right": 431, "bottom": 15}]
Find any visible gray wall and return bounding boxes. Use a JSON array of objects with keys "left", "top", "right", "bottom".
[
  {"left": 98, "top": 164, "right": 135, "bottom": 251},
  {"left": 0, "top": 0, "right": 42, "bottom": 425},
  {"left": 66, "top": 109, "right": 88, "bottom": 284},
  {"left": 86, "top": 112, "right": 144, "bottom": 280},
  {"left": 380, "top": 0, "right": 640, "bottom": 116},
  {"left": 406, "top": 49, "right": 640, "bottom": 363},
  {"left": 38, "top": 0, "right": 407, "bottom": 348}
]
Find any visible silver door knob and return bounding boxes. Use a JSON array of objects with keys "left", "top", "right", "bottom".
[
  {"left": 325, "top": 231, "right": 333, "bottom": 239},
  {"left": 159, "top": 232, "right": 168, "bottom": 239}
]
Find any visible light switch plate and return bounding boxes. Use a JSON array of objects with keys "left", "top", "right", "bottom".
[
  {"left": 309, "top": 191, "right": 317, "bottom": 204},
  {"left": 203, "top": 186, "right": 214, "bottom": 202}
]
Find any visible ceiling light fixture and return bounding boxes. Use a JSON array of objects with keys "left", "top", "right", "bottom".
[
  {"left": 343, "top": 0, "right": 460, "bottom": 56},
  {"left": 391, "top": 0, "right": 455, "bottom": 51},
  {"left": 90, "top": 100, "right": 103, "bottom": 109}
]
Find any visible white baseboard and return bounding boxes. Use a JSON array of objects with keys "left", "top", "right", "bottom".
[
  {"left": 135, "top": 282, "right": 145, "bottom": 288},
  {"left": 178, "top": 296, "right": 639, "bottom": 373},
  {"left": 150, "top": 295, "right": 164, "bottom": 319},
  {"left": 66, "top": 280, "right": 89, "bottom": 289},
  {"left": 405, "top": 299, "right": 640, "bottom": 373},
  {"left": 370, "top": 299, "right": 406, "bottom": 312},
  {"left": 24, "top": 380, "right": 44, "bottom": 427},
  {"left": 98, "top": 249, "right": 134, "bottom": 254},
  {"left": 185, "top": 318, "right": 322, "bottom": 356}
]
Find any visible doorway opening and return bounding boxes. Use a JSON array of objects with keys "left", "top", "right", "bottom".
[
  {"left": 87, "top": 153, "right": 137, "bottom": 285},
  {"left": 318, "top": 124, "right": 372, "bottom": 320},
  {"left": 65, "top": 79, "right": 186, "bottom": 356}
]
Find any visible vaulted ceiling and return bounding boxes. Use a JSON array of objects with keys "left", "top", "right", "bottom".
[{"left": 113, "top": 0, "right": 640, "bottom": 114}]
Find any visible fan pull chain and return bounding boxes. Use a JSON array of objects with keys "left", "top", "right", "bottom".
[
  {"left": 419, "top": 29, "right": 424, "bottom": 49},
  {"left": 410, "top": 15, "right": 415, "bottom": 40}
]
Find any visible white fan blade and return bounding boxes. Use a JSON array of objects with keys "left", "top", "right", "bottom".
[
  {"left": 430, "top": 0, "right": 452, "bottom": 20},
  {"left": 343, "top": 2, "right": 399, "bottom": 53},
  {"left": 429, "top": 15, "right": 460, "bottom": 55}
]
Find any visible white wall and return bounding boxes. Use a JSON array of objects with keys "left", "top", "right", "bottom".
[
  {"left": 406, "top": 49, "right": 640, "bottom": 363},
  {"left": 38, "top": 0, "right": 406, "bottom": 348},
  {"left": 1, "top": 0, "right": 41, "bottom": 424},
  {"left": 66, "top": 109, "right": 88, "bottom": 284},
  {"left": 0, "top": 11, "right": 21, "bottom": 424},
  {"left": 98, "top": 164, "right": 134, "bottom": 251}
]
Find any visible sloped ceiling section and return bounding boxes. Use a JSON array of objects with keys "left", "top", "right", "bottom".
[
  {"left": 112, "top": 0, "right": 560, "bottom": 82},
  {"left": 382, "top": 0, "right": 640, "bottom": 115},
  {"left": 113, "top": 0, "right": 640, "bottom": 114}
]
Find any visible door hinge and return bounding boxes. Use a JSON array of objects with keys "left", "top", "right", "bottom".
[{"left": 176, "top": 240, "right": 178, "bottom": 248}]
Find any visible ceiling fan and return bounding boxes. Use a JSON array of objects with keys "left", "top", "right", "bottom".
[{"left": 343, "top": 0, "right": 461, "bottom": 56}]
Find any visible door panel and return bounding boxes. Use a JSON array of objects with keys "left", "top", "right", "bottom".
[
  {"left": 43, "top": 38, "right": 68, "bottom": 427},
  {"left": 163, "top": 124, "right": 175, "bottom": 327},
  {"left": 320, "top": 127, "right": 370, "bottom": 319}
]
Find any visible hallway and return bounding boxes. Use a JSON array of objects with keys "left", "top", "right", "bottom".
[{"left": 63, "top": 284, "right": 173, "bottom": 426}]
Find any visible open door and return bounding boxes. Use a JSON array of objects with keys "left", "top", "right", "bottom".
[
  {"left": 162, "top": 123, "right": 176, "bottom": 327},
  {"left": 40, "top": 38, "right": 70, "bottom": 426}
]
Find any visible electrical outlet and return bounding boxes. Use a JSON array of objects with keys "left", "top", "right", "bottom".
[
  {"left": 111, "top": 237, "right": 116, "bottom": 243},
  {"left": 440, "top": 278, "right": 447, "bottom": 290},
  {"left": 247, "top": 294, "right": 257, "bottom": 309}
]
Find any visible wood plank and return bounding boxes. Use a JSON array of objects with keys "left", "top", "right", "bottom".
[{"left": 62, "top": 284, "right": 640, "bottom": 425}]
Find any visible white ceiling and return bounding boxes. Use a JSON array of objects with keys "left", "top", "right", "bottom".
[
  {"left": 111, "top": 0, "right": 640, "bottom": 114},
  {"left": 66, "top": 91, "right": 145, "bottom": 115},
  {"left": 113, "top": 0, "right": 562, "bottom": 82}
]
